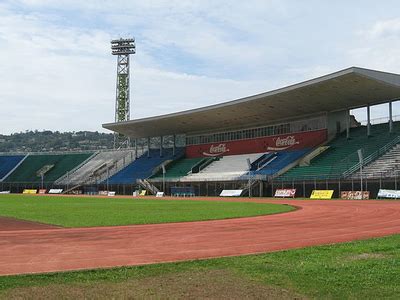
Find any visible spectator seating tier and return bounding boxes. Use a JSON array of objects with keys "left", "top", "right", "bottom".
[
  {"left": 279, "top": 122, "right": 400, "bottom": 180},
  {"left": 4, "top": 153, "right": 93, "bottom": 183},
  {"left": 0, "top": 155, "right": 26, "bottom": 181},
  {"left": 57, "top": 150, "right": 135, "bottom": 185},
  {"left": 181, "top": 153, "right": 264, "bottom": 182},
  {"left": 105, "top": 148, "right": 184, "bottom": 184},
  {"left": 352, "top": 143, "right": 400, "bottom": 178},
  {"left": 253, "top": 149, "right": 310, "bottom": 176},
  {"left": 150, "top": 157, "right": 204, "bottom": 180}
]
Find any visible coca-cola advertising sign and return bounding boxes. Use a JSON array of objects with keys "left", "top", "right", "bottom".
[
  {"left": 268, "top": 135, "right": 299, "bottom": 151},
  {"left": 204, "top": 143, "right": 230, "bottom": 156},
  {"left": 186, "top": 129, "right": 327, "bottom": 158}
]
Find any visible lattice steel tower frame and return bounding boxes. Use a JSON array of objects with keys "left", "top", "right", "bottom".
[{"left": 111, "top": 38, "right": 136, "bottom": 148}]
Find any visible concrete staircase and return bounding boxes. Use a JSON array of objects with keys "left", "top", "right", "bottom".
[
  {"left": 181, "top": 153, "right": 264, "bottom": 182},
  {"left": 352, "top": 143, "right": 400, "bottom": 178}
]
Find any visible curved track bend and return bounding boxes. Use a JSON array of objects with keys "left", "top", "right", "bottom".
[{"left": 1, "top": 199, "right": 400, "bottom": 276}]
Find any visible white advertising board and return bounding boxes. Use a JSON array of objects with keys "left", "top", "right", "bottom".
[
  {"left": 377, "top": 189, "right": 400, "bottom": 199},
  {"left": 219, "top": 190, "right": 243, "bottom": 197},
  {"left": 48, "top": 189, "right": 63, "bottom": 194},
  {"left": 156, "top": 192, "right": 165, "bottom": 197}
]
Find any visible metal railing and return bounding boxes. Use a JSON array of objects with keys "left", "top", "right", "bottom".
[
  {"left": 358, "top": 114, "right": 400, "bottom": 126},
  {"left": 277, "top": 135, "right": 400, "bottom": 181},
  {"left": 0, "top": 146, "right": 143, "bottom": 156},
  {"left": 88, "top": 149, "right": 141, "bottom": 185},
  {"left": 54, "top": 152, "right": 99, "bottom": 184},
  {"left": 342, "top": 135, "right": 400, "bottom": 177},
  {"left": 137, "top": 179, "right": 159, "bottom": 195}
]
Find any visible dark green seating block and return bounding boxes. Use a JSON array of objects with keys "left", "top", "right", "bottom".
[
  {"left": 278, "top": 122, "right": 400, "bottom": 181},
  {"left": 5, "top": 153, "right": 92, "bottom": 183}
]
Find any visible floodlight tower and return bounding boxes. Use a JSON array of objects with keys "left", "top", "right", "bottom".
[{"left": 111, "top": 37, "right": 136, "bottom": 148}]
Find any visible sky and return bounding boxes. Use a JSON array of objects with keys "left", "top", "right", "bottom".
[{"left": 1, "top": 0, "right": 400, "bottom": 134}]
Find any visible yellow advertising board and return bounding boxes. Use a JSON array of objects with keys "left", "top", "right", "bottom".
[
  {"left": 22, "top": 189, "right": 37, "bottom": 194},
  {"left": 139, "top": 190, "right": 147, "bottom": 196},
  {"left": 310, "top": 190, "right": 334, "bottom": 199}
]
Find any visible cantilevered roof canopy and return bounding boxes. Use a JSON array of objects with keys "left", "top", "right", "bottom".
[{"left": 103, "top": 67, "right": 400, "bottom": 138}]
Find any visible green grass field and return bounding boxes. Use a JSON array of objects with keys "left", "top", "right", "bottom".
[
  {"left": 0, "top": 194, "right": 293, "bottom": 227},
  {"left": 0, "top": 234, "right": 399, "bottom": 299}
]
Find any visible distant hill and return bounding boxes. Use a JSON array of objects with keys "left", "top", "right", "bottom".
[{"left": 0, "top": 131, "right": 114, "bottom": 152}]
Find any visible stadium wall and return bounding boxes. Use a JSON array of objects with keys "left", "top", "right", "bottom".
[{"left": 327, "top": 110, "right": 349, "bottom": 138}]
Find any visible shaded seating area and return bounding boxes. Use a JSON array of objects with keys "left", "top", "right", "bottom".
[
  {"left": 105, "top": 148, "right": 184, "bottom": 184},
  {"left": 278, "top": 122, "right": 400, "bottom": 181}
]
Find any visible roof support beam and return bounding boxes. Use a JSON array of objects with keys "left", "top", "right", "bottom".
[
  {"left": 160, "top": 136, "right": 163, "bottom": 157},
  {"left": 147, "top": 137, "right": 150, "bottom": 157},
  {"left": 367, "top": 104, "right": 371, "bottom": 137},
  {"left": 134, "top": 138, "right": 138, "bottom": 159},
  {"left": 389, "top": 101, "right": 393, "bottom": 133},
  {"left": 173, "top": 135, "right": 176, "bottom": 156}
]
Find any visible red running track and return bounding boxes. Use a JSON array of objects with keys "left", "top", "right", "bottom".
[{"left": 1, "top": 199, "right": 400, "bottom": 276}]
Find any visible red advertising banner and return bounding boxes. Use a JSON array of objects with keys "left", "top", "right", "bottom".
[
  {"left": 186, "top": 129, "right": 327, "bottom": 158},
  {"left": 341, "top": 191, "right": 370, "bottom": 200}
]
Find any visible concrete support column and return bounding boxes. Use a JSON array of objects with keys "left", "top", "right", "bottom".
[
  {"left": 271, "top": 180, "right": 274, "bottom": 197},
  {"left": 160, "top": 136, "right": 163, "bottom": 157},
  {"left": 346, "top": 109, "right": 350, "bottom": 139},
  {"left": 389, "top": 101, "right": 393, "bottom": 133},
  {"left": 367, "top": 105, "right": 371, "bottom": 137},
  {"left": 134, "top": 138, "right": 138, "bottom": 159},
  {"left": 173, "top": 135, "right": 176, "bottom": 156},
  {"left": 147, "top": 137, "right": 151, "bottom": 158}
]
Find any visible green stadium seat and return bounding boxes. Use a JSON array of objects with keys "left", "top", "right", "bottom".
[
  {"left": 278, "top": 122, "right": 400, "bottom": 181},
  {"left": 150, "top": 157, "right": 204, "bottom": 180},
  {"left": 5, "top": 153, "right": 93, "bottom": 183}
]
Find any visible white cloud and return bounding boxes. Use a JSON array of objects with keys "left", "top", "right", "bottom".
[
  {"left": 347, "top": 17, "right": 400, "bottom": 122},
  {"left": 348, "top": 18, "right": 400, "bottom": 72},
  {"left": 364, "top": 18, "right": 400, "bottom": 39},
  {"left": 1, "top": 1, "right": 400, "bottom": 135},
  {"left": 0, "top": 2, "right": 274, "bottom": 134}
]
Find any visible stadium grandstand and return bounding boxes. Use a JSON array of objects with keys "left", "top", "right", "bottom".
[
  {"left": 1, "top": 66, "right": 400, "bottom": 197},
  {"left": 3, "top": 152, "right": 93, "bottom": 184}
]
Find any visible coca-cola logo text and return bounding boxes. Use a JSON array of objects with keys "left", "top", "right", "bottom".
[
  {"left": 275, "top": 136, "right": 297, "bottom": 147},
  {"left": 267, "top": 135, "right": 300, "bottom": 150},
  {"left": 203, "top": 143, "right": 229, "bottom": 156}
]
